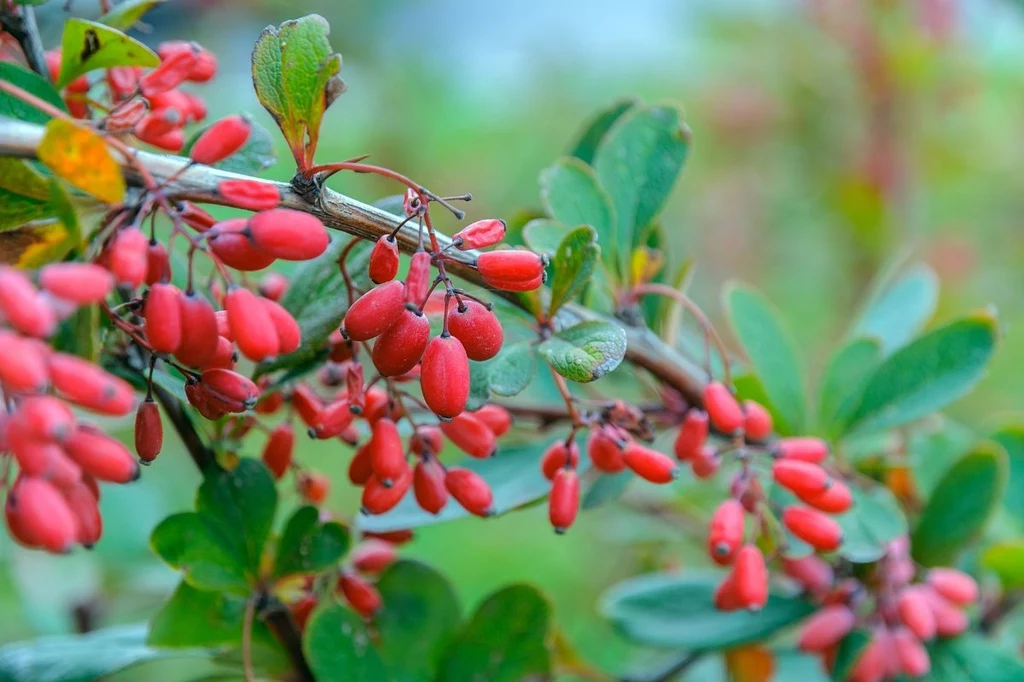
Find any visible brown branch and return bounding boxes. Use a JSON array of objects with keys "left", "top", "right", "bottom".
[
  {"left": 0, "top": 5, "right": 50, "bottom": 84},
  {"left": 259, "top": 594, "right": 316, "bottom": 682}
]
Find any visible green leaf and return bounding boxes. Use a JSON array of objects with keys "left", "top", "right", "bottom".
[
  {"left": 540, "top": 158, "right": 616, "bottom": 274},
  {"left": 843, "top": 314, "right": 999, "bottom": 437},
  {"left": 831, "top": 631, "right": 871, "bottom": 682},
  {"left": 835, "top": 486, "right": 907, "bottom": 563},
  {"left": 547, "top": 225, "right": 599, "bottom": 315},
  {"left": 907, "top": 418, "right": 975, "bottom": 498},
  {"left": 593, "top": 104, "right": 691, "bottom": 275},
  {"left": 98, "top": 0, "right": 166, "bottom": 29},
  {"left": 817, "top": 337, "right": 882, "bottom": 435},
  {"left": 0, "top": 623, "right": 209, "bottom": 682},
  {"left": 569, "top": 97, "right": 640, "bottom": 165},
  {"left": 251, "top": 14, "right": 345, "bottom": 165},
  {"left": 990, "top": 424, "right": 1024, "bottom": 523},
  {"left": 724, "top": 282, "right": 807, "bottom": 434},
  {"left": 582, "top": 470, "right": 632, "bottom": 510},
  {"left": 0, "top": 62, "right": 67, "bottom": 125},
  {"left": 0, "top": 158, "right": 54, "bottom": 231},
  {"left": 148, "top": 582, "right": 274, "bottom": 653},
  {"left": 184, "top": 117, "right": 277, "bottom": 175},
  {"left": 271, "top": 506, "right": 349, "bottom": 579},
  {"left": 375, "top": 560, "right": 462, "bottom": 681},
  {"left": 927, "top": 635, "right": 1024, "bottom": 681},
  {"left": 466, "top": 359, "right": 491, "bottom": 412},
  {"left": 487, "top": 342, "right": 537, "bottom": 397},
  {"left": 600, "top": 572, "right": 814, "bottom": 650},
  {"left": 440, "top": 585, "right": 551, "bottom": 682},
  {"left": 521, "top": 218, "right": 573, "bottom": 257},
  {"left": 150, "top": 459, "right": 277, "bottom": 593},
  {"left": 981, "top": 541, "right": 1024, "bottom": 590},
  {"left": 58, "top": 18, "right": 159, "bottom": 88},
  {"left": 538, "top": 320, "right": 626, "bottom": 383},
  {"left": 852, "top": 263, "right": 939, "bottom": 355},
  {"left": 912, "top": 442, "right": 1007, "bottom": 566},
  {"left": 304, "top": 602, "right": 388, "bottom": 682}
]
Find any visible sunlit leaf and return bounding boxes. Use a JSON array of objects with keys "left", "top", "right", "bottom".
[
  {"left": 38, "top": 119, "right": 125, "bottom": 204},
  {"left": 98, "top": 0, "right": 167, "bottom": 30},
  {"left": 58, "top": 18, "right": 159, "bottom": 88},
  {"left": 548, "top": 225, "right": 599, "bottom": 314},
  {"left": 538, "top": 320, "right": 626, "bottom": 383}
]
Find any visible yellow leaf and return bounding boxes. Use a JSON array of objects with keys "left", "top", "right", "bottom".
[
  {"left": 38, "top": 119, "right": 125, "bottom": 204},
  {"left": 0, "top": 220, "right": 73, "bottom": 268},
  {"left": 630, "top": 246, "right": 663, "bottom": 287},
  {"left": 725, "top": 645, "right": 775, "bottom": 682}
]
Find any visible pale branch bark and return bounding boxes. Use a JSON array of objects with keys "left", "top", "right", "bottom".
[{"left": 0, "top": 119, "right": 708, "bottom": 404}]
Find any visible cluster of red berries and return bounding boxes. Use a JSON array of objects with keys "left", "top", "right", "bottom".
[{"left": 791, "top": 538, "right": 977, "bottom": 680}]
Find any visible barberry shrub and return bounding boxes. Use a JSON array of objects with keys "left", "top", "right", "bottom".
[{"left": 0, "top": 5, "right": 1019, "bottom": 682}]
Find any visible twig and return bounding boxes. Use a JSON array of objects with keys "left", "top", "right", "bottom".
[
  {"left": 0, "top": 5, "right": 50, "bottom": 83},
  {"left": 242, "top": 596, "right": 256, "bottom": 682},
  {"left": 620, "top": 652, "right": 702, "bottom": 682},
  {"left": 260, "top": 595, "right": 316, "bottom": 682}
]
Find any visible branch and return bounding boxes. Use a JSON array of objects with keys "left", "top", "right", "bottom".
[
  {"left": 0, "top": 119, "right": 709, "bottom": 405},
  {"left": 0, "top": 5, "right": 50, "bottom": 83},
  {"left": 259, "top": 595, "right": 316, "bottom": 682}
]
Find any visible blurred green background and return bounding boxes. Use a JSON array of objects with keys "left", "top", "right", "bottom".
[{"left": 6, "top": 0, "right": 1024, "bottom": 679}]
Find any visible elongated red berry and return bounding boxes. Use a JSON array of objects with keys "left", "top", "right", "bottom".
[
  {"left": 414, "top": 457, "right": 448, "bottom": 514},
  {"left": 39, "top": 263, "right": 113, "bottom": 304},
  {"left": 893, "top": 627, "right": 930, "bottom": 678},
  {"left": 850, "top": 631, "right": 887, "bottom": 682},
  {"left": 782, "top": 555, "right": 834, "bottom": 597},
  {"left": 64, "top": 425, "right": 140, "bottom": 483},
  {"left": 106, "top": 98, "right": 148, "bottom": 132},
  {"left": 411, "top": 427, "right": 445, "bottom": 457},
  {"left": 108, "top": 228, "right": 149, "bottom": 288},
  {"left": 362, "top": 470, "right": 412, "bottom": 515},
  {"left": 404, "top": 251, "right": 431, "bottom": 307},
  {"left": 799, "top": 480, "right": 852, "bottom": 514},
  {"left": 200, "top": 368, "right": 260, "bottom": 410},
  {"left": 541, "top": 440, "right": 579, "bottom": 480},
  {"left": 0, "top": 267, "right": 55, "bottom": 337},
  {"left": 135, "top": 107, "right": 182, "bottom": 139},
  {"left": 186, "top": 380, "right": 228, "bottom": 420},
  {"left": 351, "top": 539, "right": 398, "bottom": 574},
  {"left": 140, "top": 48, "right": 196, "bottom": 96},
  {"left": 690, "top": 444, "right": 720, "bottom": 479},
  {"left": 217, "top": 179, "right": 281, "bottom": 211},
  {"left": 209, "top": 221, "right": 276, "bottom": 271},
  {"left": 343, "top": 281, "right": 405, "bottom": 341},
  {"left": 708, "top": 499, "right": 745, "bottom": 565},
  {"left": 309, "top": 399, "right": 355, "bottom": 439},
  {"left": 922, "top": 589, "right": 968, "bottom": 637},
  {"left": 0, "top": 332, "right": 49, "bottom": 392},
  {"left": 226, "top": 287, "right": 279, "bottom": 361},
  {"left": 18, "top": 395, "right": 75, "bottom": 442},
  {"left": 248, "top": 209, "right": 329, "bottom": 261},
  {"left": 926, "top": 569, "right": 978, "bottom": 606},
  {"left": 7, "top": 476, "right": 78, "bottom": 553},
  {"left": 49, "top": 353, "right": 134, "bottom": 415},
  {"left": 774, "top": 437, "right": 829, "bottom": 463},
  {"left": 549, "top": 468, "right": 579, "bottom": 534},
  {"left": 368, "top": 235, "right": 400, "bottom": 284},
  {"left": 622, "top": 443, "right": 678, "bottom": 483},
  {"left": 139, "top": 127, "right": 184, "bottom": 152},
  {"left": 743, "top": 401, "right": 773, "bottom": 441},
  {"left": 472, "top": 404, "right": 511, "bottom": 437},
  {"left": 157, "top": 40, "right": 216, "bottom": 82},
  {"left": 703, "top": 381, "right": 744, "bottom": 435},
  {"left": 174, "top": 291, "right": 220, "bottom": 367},
  {"left": 259, "top": 272, "right": 289, "bottom": 302},
  {"left": 348, "top": 444, "right": 373, "bottom": 486},
  {"left": 782, "top": 506, "right": 843, "bottom": 551},
  {"left": 291, "top": 384, "right": 323, "bottom": 428},
  {"left": 477, "top": 250, "right": 545, "bottom": 291},
  {"left": 898, "top": 587, "right": 937, "bottom": 641},
  {"left": 261, "top": 423, "right": 294, "bottom": 480},
  {"left": 144, "top": 283, "right": 183, "bottom": 353},
  {"left": 674, "top": 409, "right": 709, "bottom": 461},
  {"left": 798, "top": 605, "right": 856, "bottom": 652},
  {"left": 454, "top": 218, "right": 506, "bottom": 250},
  {"left": 62, "top": 478, "right": 103, "bottom": 547},
  {"left": 588, "top": 425, "right": 627, "bottom": 473},
  {"left": 6, "top": 419, "right": 61, "bottom": 477},
  {"left": 446, "top": 300, "right": 503, "bottom": 361},
  {"left": 261, "top": 298, "right": 301, "bottom": 355},
  {"left": 773, "top": 459, "right": 831, "bottom": 496},
  {"left": 145, "top": 239, "right": 171, "bottom": 286},
  {"left": 179, "top": 202, "right": 216, "bottom": 232},
  {"left": 371, "top": 308, "right": 430, "bottom": 377},
  {"left": 420, "top": 334, "right": 470, "bottom": 420},
  {"left": 297, "top": 471, "right": 330, "bottom": 505},
  {"left": 133, "top": 399, "right": 163, "bottom": 463},
  {"left": 445, "top": 467, "right": 493, "bottom": 517},
  {"left": 339, "top": 573, "right": 382, "bottom": 618},
  {"left": 734, "top": 544, "right": 768, "bottom": 611},
  {"left": 190, "top": 114, "right": 251, "bottom": 164},
  {"left": 440, "top": 413, "right": 496, "bottom": 459},
  {"left": 369, "top": 419, "right": 407, "bottom": 484}
]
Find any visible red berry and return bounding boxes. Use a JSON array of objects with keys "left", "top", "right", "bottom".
[
  {"left": 893, "top": 627, "right": 930, "bottom": 678},
  {"left": 922, "top": 589, "right": 968, "bottom": 637},
  {"left": 773, "top": 460, "right": 831, "bottom": 496},
  {"left": 226, "top": 287, "right": 279, "bottom": 361},
  {"left": 309, "top": 399, "right": 355, "bottom": 439},
  {"left": 7, "top": 476, "right": 78, "bottom": 553},
  {"left": 476, "top": 250, "right": 546, "bottom": 291},
  {"left": 179, "top": 202, "right": 217, "bottom": 232},
  {"left": 773, "top": 437, "right": 829, "bottom": 463},
  {"left": 351, "top": 539, "right": 398, "bottom": 574},
  {"left": 62, "top": 478, "right": 103, "bottom": 547},
  {"left": 440, "top": 412, "right": 496, "bottom": 459},
  {"left": 897, "top": 587, "right": 937, "bottom": 641},
  {"left": 199, "top": 368, "right": 260, "bottom": 410},
  {"left": 368, "top": 419, "right": 407, "bottom": 484},
  {"left": 743, "top": 400, "right": 773, "bottom": 441},
  {"left": 342, "top": 281, "right": 405, "bottom": 341},
  {"left": 674, "top": 409, "right": 708, "bottom": 461},
  {"left": 782, "top": 506, "right": 843, "bottom": 552},
  {"left": 144, "top": 283, "right": 183, "bottom": 353},
  {"left": 203, "top": 336, "right": 236, "bottom": 370},
  {"left": 799, "top": 480, "right": 853, "bottom": 514},
  {"left": 368, "top": 235, "right": 400, "bottom": 284},
  {"left": 190, "top": 114, "right": 251, "bottom": 165},
  {"left": 64, "top": 425, "right": 140, "bottom": 483},
  {"left": 290, "top": 595, "right": 318, "bottom": 632},
  {"left": 248, "top": 209, "right": 329, "bottom": 261},
  {"left": 348, "top": 443, "right": 373, "bottom": 486},
  {"left": 261, "top": 298, "right": 301, "bottom": 355},
  {"left": 259, "top": 272, "right": 289, "bottom": 302},
  {"left": 548, "top": 468, "right": 579, "bottom": 534},
  {"left": 134, "top": 400, "right": 163, "bottom": 463},
  {"left": 18, "top": 395, "right": 75, "bottom": 442},
  {"left": 413, "top": 457, "right": 448, "bottom": 515},
  {"left": 0, "top": 331, "right": 48, "bottom": 392},
  {"left": 708, "top": 499, "right": 745, "bottom": 565},
  {"left": 445, "top": 467, "right": 493, "bottom": 517},
  {"left": 298, "top": 471, "right": 330, "bottom": 505},
  {"left": 217, "top": 179, "right": 281, "bottom": 211},
  {"left": 7, "top": 418, "right": 63, "bottom": 477},
  {"left": 157, "top": 40, "right": 216, "bottom": 82},
  {"left": 782, "top": 555, "right": 834, "bottom": 597},
  {"left": 185, "top": 380, "right": 228, "bottom": 420},
  {"left": 361, "top": 470, "right": 412, "bottom": 515},
  {"left": 926, "top": 568, "right": 978, "bottom": 606},
  {"left": 339, "top": 573, "right": 382, "bottom": 619},
  {"left": 690, "top": 445, "right": 720, "bottom": 479},
  {"left": 622, "top": 443, "right": 678, "bottom": 483},
  {"left": 174, "top": 291, "right": 220, "bottom": 367},
  {"left": 453, "top": 218, "right": 506, "bottom": 250},
  {"left": 849, "top": 631, "right": 887, "bottom": 682},
  {"left": 411, "top": 426, "right": 445, "bottom": 457},
  {"left": 49, "top": 353, "right": 135, "bottom": 416},
  {"left": 39, "top": 263, "right": 113, "bottom": 304},
  {"left": 262, "top": 423, "right": 294, "bottom": 480},
  {"left": 587, "top": 425, "right": 628, "bottom": 473},
  {"left": 141, "top": 48, "right": 197, "bottom": 96},
  {"left": 404, "top": 251, "right": 432, "bottom": 307},
  {"left": 371, "top": 308, "right": 430, "bottom": 377},
  {"left": 106, "top": 98, "right": 148, "bottom": 132},
  {"left": 135, "top": 107, "right": 183, "bottom": 139},
  {"left": 714, "top": 573, "right": 743, "bottom": 611},
  {"left": 209, "top": 220, "right": 276, "bottom": 271},
  {"left": 145, "top": 239, "right": 171, "bottom": 286},
  {"left": 361, "top": 387, "right": 392, "bottom": 424},
  {"left": 446, "top": 300, "right": 503, "bottom": 361},
  {"left": 291, "top": 384, "right": 323, "bottom": 428},
  {"left": 108, "top": 228, "right": 147, "bottom": 289},
  {"left": 798, "top": 605, "right": 856, "bottom": 652},
  {"left": 471, "top": 405, "right": 512, "bottom": 437},
  {"left": 140, "top": 127, "right": 185, "bottom": 152},
  {"left": 734, "top": 544, "right": 768, "bottom": 611},
  {"left": 541, "top": 440, "right": 579, "bottom": 480},
  {"left": 703, "top": 381, "right": 744, "bottom": 435},
  {"left": 420, "top": 334, "right": 470, "bottom": 420},
  {"left": 0, "top": 267, "right": 55, "bottom": 337}
]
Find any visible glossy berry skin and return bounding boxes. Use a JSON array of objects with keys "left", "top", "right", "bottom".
[
  {"left": 0, "top": 332, "right": 49, "bottom": 392},
  {"left": 476, "top": 250, "right": 545, "bottom": 291},
  {"left": 0, "top": 268, "right": 55, "bottom": 338},
  {"left": 773, "top": 437, "right": 829, "bottom": 463},
  {"left": 440, "top": 413, "right": 496, "bottom": 459},
  {"left": 262, "top": 423, "right": 294, "bottom": 480},
  {"left": 140, "top": 48, "right": 196, "bottom": 96},
  {"left": 348, "top": 444, "right": 374, "bottom": 486},
  {"left": 369, "top": 419, "right": 407, "bottom": 484},
  {"left": 261, "top": 298, "right": 301, "bottom": 355},
  {"left": 446, "top": 300, "right": 503, "bottom": 361},
  {"left": 145, "top": 239, "right": 171, "bottom": 286},
  {"left": 773, "top": 460, "right": 830, "bottom": 497},
  {"left": 714, "top": 573, "right": 743, "bottom": 611},
  {"left": 351, "top": 539, "right": 398, "bottom": 574},
  {"left": 339, "top": 573, "right": 382, "bottom": 619},
  {"left": 622, "top": 443, "right": 678, "bottom": 483},
  {"left": 897, "top": 587, "right": 937, "bottom": 641},
  {"left": 733, "top": 544, "right": 768, "bottom": 611},
  {"left": 298, "top": 471, "right": 330, "bottom": 505},
  {"left": 39, "top": 263, "right": 113, "bottom": 304},
  {"left": 413, "top": 457, "right": 448, "bottom": 515},
  {"left": 371, "top": 308, "right": 430, "bottom": 377},
  {"left": 308, "top": 399, "right": 355, "bottom": 439},
  {"left": 209, "top": 222, "right": 276, "bottom": 271},
  {"left": 703, "top": 382, "right": 744, "bottom": 435},
  {"left": 368, "top": 235, "right": 400, "bottom": 284},
  {"left": 217, "top": 179, "right": 281, "bottom": 211},
  {"left": 453, "top": 218, "right": 506, "bottom": 249},
  {"left": 7, "top": 477, "right": 78, "bottom": 553},
  {"left": 18, "top": 396, "right": 75, "bottom": 442},
  {"left": 49, "top": 353, "right": 135, "bottom": 416},
  {"left": 134, "top": 400, "right": 163, "bottom": 463},
  {"left": 259, "top": 272, "right": 289, "bottom": 301},
  {"left": 674, "top": 409, "right": 709, "bottom": 461},
  {"left": 200, "top": 368, "right": 260, "bottom": 410},
  {"left": 541, "top": 441, "right": 579, "bottom": 480},
  {"left": 587, "top": 425, "right": 627, "bottom": 473},
  {"left": 190, "top": 114, "right": 251, "bottom": 164},
  {"left": 62, "top": 479, "right": 102, "bottom": 547},
  {"left": 893, "top": 627, "right": 931, "bottom": 678},
  {"left": 361, "top": 471, "right": 412, "bottom": 515},
  {"left": 923, "top": 590, "right": 968, "bottom": 637},
  {"left": 926, "top": 569, "right": 978, "bottom": 605},
  {"left": 782, "top": 556, "right": 834, "bottom": 598},
  {"left": 798, "top": 605, "right": 856, "bottom": 651},
  {"left": 782, "top": 506, "right": 843, "bottom": 552},
  {"left": 343, "top": 281, "right": 406, "bottom": 341},
  {"left": 291, "top": 384, "right": 324, "bottom": 428},
  {"left": 742, "top": 400, "right": 773, "bottom": 441},
  {"left": 691, "top": 445, "right": 721, "bottom": 479},
  {"left": 548, "top": 469, "right": 579, "bottom": 534},
  {"left": 404, "top": 251, "right": 432, "bottom": 307},
  {"left": 248, "top": 209, "right": 329, "bottom": 261},
  {"left": 174, "top": 291, "right": 220, "bottom": 367},
  {"left": 420, "top": 334, "right": 470, "bottom": 419},
  {"left": 472, "top": 405, "right": 512, "bottom": 437},
  {"left": 445, "top": 468, "right": 493, "bottom": 517},
  {"left": 226, "top": 287, "right": 278, "bottom": 361},
  {"left": 799, "top": 480, "right": 852, "bottom": 514},
  {"left": 708, "top": 499, "right": 745, "bottom": 566},
  {"left": 144, "top": 283, "right": 183, "bottom": 353},
  {"left": 64, "top": 426, "right": 140, "bottom": 483}
]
